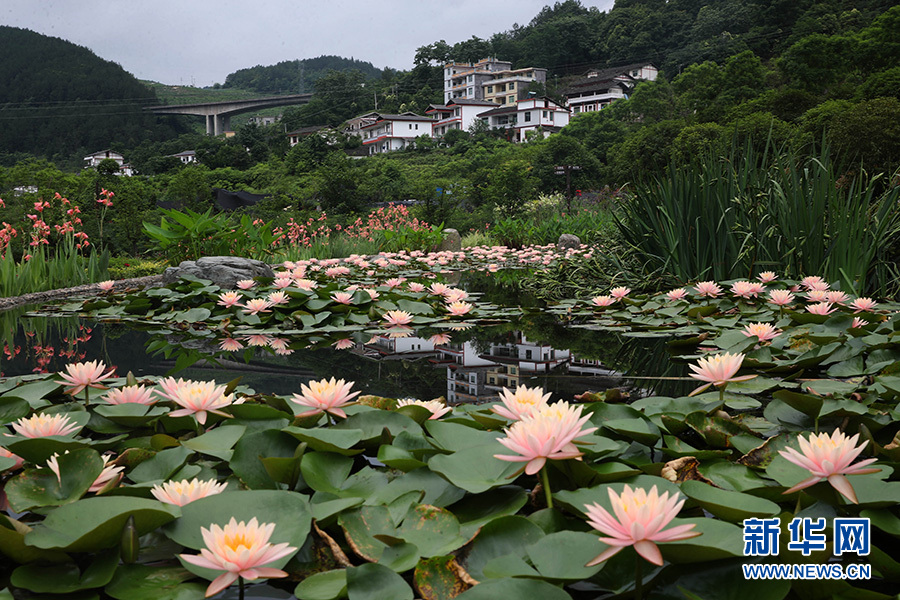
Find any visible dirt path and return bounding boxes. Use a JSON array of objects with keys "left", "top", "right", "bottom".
[{"left": 0, "top": 275, "right": 164, "bottom": 311}]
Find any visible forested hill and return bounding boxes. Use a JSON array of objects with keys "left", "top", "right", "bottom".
[
  {"left": 415, "top": 0, "right": 897, "bottom": 75},
  {"left": 0, "top": 26, "right": 185, "bottom": 166},
  {"left": 221, "top": 55, "right": 384, "bottom": 94}
]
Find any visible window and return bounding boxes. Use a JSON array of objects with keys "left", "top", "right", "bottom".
[
  {"left": 498, "top": 83, "right": 506, "bottom": 92},
  {"left": 525, "top": 349, "right": 532, "bottom": 359},
  {"left": 508, "top": 95, "right": 515, "bottom": 104},
  {"left": 542, "top": 110, "right": 548, "bottom": 119},
  {"left": 487, "top": 85, "right": 493, "bottom": 94},
  {"left": 415, "top": 124, "right": 419, "bottom": 130},
  {"left": 524, "top": 112, "right": 531, "bottom": 122},
  {"left": 632, "top": 69, "right": 639, "bottom": 76},
  {"left": 509, "top": 82, "right": 515, "bottom": 90}
]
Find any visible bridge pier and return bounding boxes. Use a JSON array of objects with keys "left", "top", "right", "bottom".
[
  {"left": 214, "top": 114, "right": 231, "bottom": 136},
  {"left": 205, "top": 115, "right": 215, "bottom": 135}
]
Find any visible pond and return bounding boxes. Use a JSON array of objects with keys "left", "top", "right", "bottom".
[{"left": 3, "top": 252, "right": 898, "bottom": 600}]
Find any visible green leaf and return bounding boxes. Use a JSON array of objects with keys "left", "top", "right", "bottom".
[
  {"left": 105, "top": 565, "right": 207, "bottom": 600},
  {"left": 229, "top": 429, "right": 298, "bottom": 489},
  {"left": 301, "top": 451, "right": 353, "bottom": 494},
  {"left": 660, "top": 518, "right": 745, "bottom": 562},
  {"left": 455, "top": 578, "right": 572, "bottom": 599},
  {"left": 425, "top": 420, "right": 501, "bottom": 452},
  {"left": 413, "top": 556, "right": 474, "bottom": 600},
  {"left": 295, "top": 569, "right": 347, "bottom": 600},
  {"left": 11, "top": 548, "right": 119, "bottom": 593},
  {"left": 5, "top": 448, "right": 103, "bottom": 511},
  {"left": 164, "top": 490, "right": 309, "bottom": 552},
  {"left": 397, "top": 505, "right": 467, "bottom": 558},
  {"left": 181, "top": 425, "right": 245, "bottom": 461},
  {"left": 284, "top": 426, "right": 364, "bottom": 455},
  {"left": 429, "top": 444, "right": 521, "bottom": 494},
  {"left": 461, "top": 516, "right": 545, "bottom": 581},
  {"left": 680, "top": 480, "right": 780, "bottom": 523},
  {"left": 335, "top": 409, "right": 420, "bottom": 442},
  {"left": 128, "top": 445, "right": 193, "bottom": 484},
  {"left": 346, "top": 563, "right": 413, "bottom": 600},
  {"left": 0, "top": 396, "right": 30, "bottom": 424},
  {"left": 26, "top": 497, "right": 180, "bottom": 552},
  {"left": 526, "top": 530, "right": 605, "bottom": 580}
]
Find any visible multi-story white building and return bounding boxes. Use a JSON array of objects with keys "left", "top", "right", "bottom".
[
  {"left": 563, "top": 63, "right": 658, "bottom": 115},
  {"left": 360, "top": 113, "right": 433, "bottom": 154},
  {"left": 443, "top": 58, "right": 547, "bottom": 105},
  {"left": 478, "top": 97, "right": 570, "bottom": 143},
  {"left": 427, "top": 98, "right": 497, "bottom": 138}
]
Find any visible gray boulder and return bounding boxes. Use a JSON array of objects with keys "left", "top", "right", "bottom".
[
  {"left": 162, "top": 256, "right": 275, "bottom": 289},
  {"left": 557, "top": 233, "right": 581, "bottom": 251},
  {"left": 438, "top": 228, "right": 462, "bottom": 252}
]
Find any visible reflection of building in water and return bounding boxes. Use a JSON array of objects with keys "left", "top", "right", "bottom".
[
  {"left": 480, "top": 332, "right": 571, "bottom": 394},
  {"left": 354, "top": 330, "right": 620, "bottom": 405},
  {"left": 364, "top": 334, "right": 436, "bottom": 359},
  {"left": 435, "top": 341, "right": 498, "bottom": 405}
]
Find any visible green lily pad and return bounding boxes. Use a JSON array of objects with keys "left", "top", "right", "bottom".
[
  {"left": 105, "top": 565, "right": 207, "bottom": 600},
  {"left": 429, "top": 444, "right": 521, "bottom": 494},
  {"left": 295, "top": 569, "right": 347, "bottom": 600},
  {"left": 11, "top": 548, "right": 119, "bottom": 593},
  {"left": 5, "top": 448, "right": 103, "bottom": 511},
  {"left": 455, "top": 578, "right": 572, "bottom": 599},
  {"left": 346, "top": 563, "right": 413, "bottom": 600},
  {"left": 180, "top": 425, "right": 245, "bottom": 461},
  {"left": 26, "top": 496, "right": 181, "bottom": 552},
  {"left": 525, "top": 530, "right": 605, "bottom": 580},
  {"left": 680, "top": 480, "right": 780, "bottom": 522},
  {"left": 460, "top": 516, "right": 545, "bottom": 581},
  {"left": 284, "top": 426, "right": 364, "bottom": 455}
]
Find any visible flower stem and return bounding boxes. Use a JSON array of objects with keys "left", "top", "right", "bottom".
[
  {"left": 239, "top": 576, "right": 245, "bottom": 600},
  {"left": 635, "top": 557, "right": 643, "bottom": 600},
  {"left": 85, "top": 388, "right": 90, "bottom": 407},
  {"left": 541, "top": 466, "right": 553, "bottom": 509}
]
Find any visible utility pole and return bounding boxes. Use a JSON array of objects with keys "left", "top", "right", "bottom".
[
  {"left": 374, "top": 91, "right": 378, "bottom": 110},
  {"left": 554, "top": 164, "right": 582, "bottom": 210}
]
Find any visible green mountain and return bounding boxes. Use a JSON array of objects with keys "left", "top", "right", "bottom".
[
  {"left": 222, "top": 55, "right": 384, "bottom": 94},
  {"left": 0, "top": 26, "right": 186, "bottom": 166}
]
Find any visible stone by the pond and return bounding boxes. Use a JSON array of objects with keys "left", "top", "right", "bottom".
[
  {"left": 557, "top": 233, "right": 581, "bottom": 250},
  {"left": 162, "top": 256, "right": 275, "bottom": 289},
  {"left": 439, "top": 228, "right": 462, "bottom": 252}
]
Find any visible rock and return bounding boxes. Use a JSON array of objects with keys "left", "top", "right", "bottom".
[
  {"left": 162, "top": 256, "right": 275, "bottom": 289},
  {"left": 439, "top": 228, "right": 462, "bottom": 252},
  {"left": 557, "top": 233, "right": 581, "bottom": 251}
]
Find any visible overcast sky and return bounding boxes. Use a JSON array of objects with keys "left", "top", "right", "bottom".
[{"left": 3, "top": 0, "right": 615, "bottom": 87}]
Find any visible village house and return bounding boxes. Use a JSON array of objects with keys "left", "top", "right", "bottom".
[
  {"left": 83, "top": 150, "right": 134, "bottom": 176},
  {"left": 478, "top": 97, "right": 570, "bottom": 143},
  {"left": 443, "top": 57, "right": 547, "bottom": 105},
  {"left": 562, "top": 63, "right": 658, "bottom": 115},
  {"left": 169, "top": 150, "right": 197, "bottom": 164},
  {"left": 427, "top": 98, "right": 498, "bottom": 138},
  {"left": 360, "top": 113, "right": 433, "bottom": 154}
]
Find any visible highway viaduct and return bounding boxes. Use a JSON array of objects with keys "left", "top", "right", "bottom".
[{"left": 145, "top": 93, "right": 313, "bottom": 135}]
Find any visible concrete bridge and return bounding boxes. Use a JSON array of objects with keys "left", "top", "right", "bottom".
[{"left": 145, "top": 93, "right": 313, "bottom": 135}]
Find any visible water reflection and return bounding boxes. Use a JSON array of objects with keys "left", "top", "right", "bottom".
[{"left": 2, "top": 306, "right": 695, "bottom": 403}]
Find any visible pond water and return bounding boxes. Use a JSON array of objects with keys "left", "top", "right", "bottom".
[{"left": 0, "top": 269, "right": 694, "bottom": 402}]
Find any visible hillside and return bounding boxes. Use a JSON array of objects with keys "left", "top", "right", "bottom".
[
  {"left": 0, "top": 26, "right": 186, "bottom": 167},
  {"left": 222, "top": 55, "right": 384, "bottom": 94}
]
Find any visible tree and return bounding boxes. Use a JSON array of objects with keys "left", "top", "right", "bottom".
[
  {"left": 828, "top": 97, "right": 900, "bottom": 172},
  {"left": 314, "top": 154, "right": 364, "bottom": 214},
  {"left": 531, "top": 136, "right": 600, "bottom": 202}
]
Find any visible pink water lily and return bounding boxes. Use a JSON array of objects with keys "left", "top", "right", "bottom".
[
  {"left": 241, "top": 298, "right": 272, "bottom": 315},
  {"left": 850, "top": 297, "right": 877, "bottom": 313},
  {"left": 290, "top": 377, "right": 360, "bottom": 419},
  {"left": 217, "top": 291, "right": 243, "bottom": 308},
  {"left": 331, "top": 291, "right": 353, "bottom": 304},
  {"left": 494, "top": 401, "right": 597, "bottom": 475},
  {"left": 584, "top": 485, "right": 700, "bottom": 566},
  {"left": 610, "top": 286, "right": 631, "bottom": 301},
  {"left": 742, "top": 322, "right": 781, "bottom": 342},
  {"left": 236, "top": 279, "right": 256, "bottom": 290},
  {"left": 758, "top": 271, "right": 777, "bottom": 283},
  {"left": 688, "top": 352, "right": 755, "bottom": 396},
  {"left": 180, "top": 517, "right": 297, "bottom": 598},
  {"left": 47, "top": 451, "right": 123, "bottom": 492},
  {"left": 491, "top": 385, "right": 551, "bottom": 421},
  {"left": 0, "top": 446, "right": 25, "bottom": 471},
  {"left": 59, "top": 360, "right": 116, "bottom": 396},
  {"left": 693, "top": 281, "right": 721, "bottom": 298},
  {"left": 162, "top": 379, "right": 236, "bottom": 425},
  {"left": 591, "top": 295, "right": 615, "bottom": 307},
  {"left": 382, "top": 310, "right": 413, "bottom": 326},
  {"left": 446, "top": 301, "right": 473, "bottom": 316},
  {"left": 102, "top": 385, "right": 156, "bottom": 405},
  {"left": 219, "top": 338, "right": 244, "bottom": 352},
  {"left": 807, "top": 302, "right": 836, "bottom": 315},
  {"left": 768, "top": 289, "right": 795, "bottom": 307},
  {"left": 778, "top": 429, "right": 879, "bottom": 504},
  {"left": 97, "top": 280, "right": 115, "bottom": 292},
  {"left": 151, "top": 477, "right": 228, "bottom": 506},
  {"left": 12, "top": 413, "right": 82, "bottom": 438},
  {"left": 666, "top": 288, "right": 687, "bottom": 301}
]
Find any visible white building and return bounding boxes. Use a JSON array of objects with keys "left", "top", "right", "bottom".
[
  {"left": 427, "top": 98, "right": 497, "bottom": 138},
  {"left": 169, "top": 150, "right": 197, "bottom": 164},
  {"left": 563, "top": 63, "right": 658, "bottom": 115},
  {"left": 478, "top": 97, "right": 570, "bottom": 143},
  {"left": 443, "top": 58, "right": 547, "bottom": 105},
  {"left": 83, "top": 150, "right": 133, "bottom": 176},
  {"left": 360, "top": 113, "right": 433, "bottom": 154}
]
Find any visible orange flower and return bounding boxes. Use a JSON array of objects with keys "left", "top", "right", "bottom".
[{"left": 180, "top": 517, "right": 297, "bottom": 598}]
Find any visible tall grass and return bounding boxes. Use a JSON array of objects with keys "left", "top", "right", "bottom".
[
  {"left": 0, "top": 238, "right": 109, "bottom": 298},
  {"left": 618, "top": 144, "right": 900, "bottom": 294}
]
